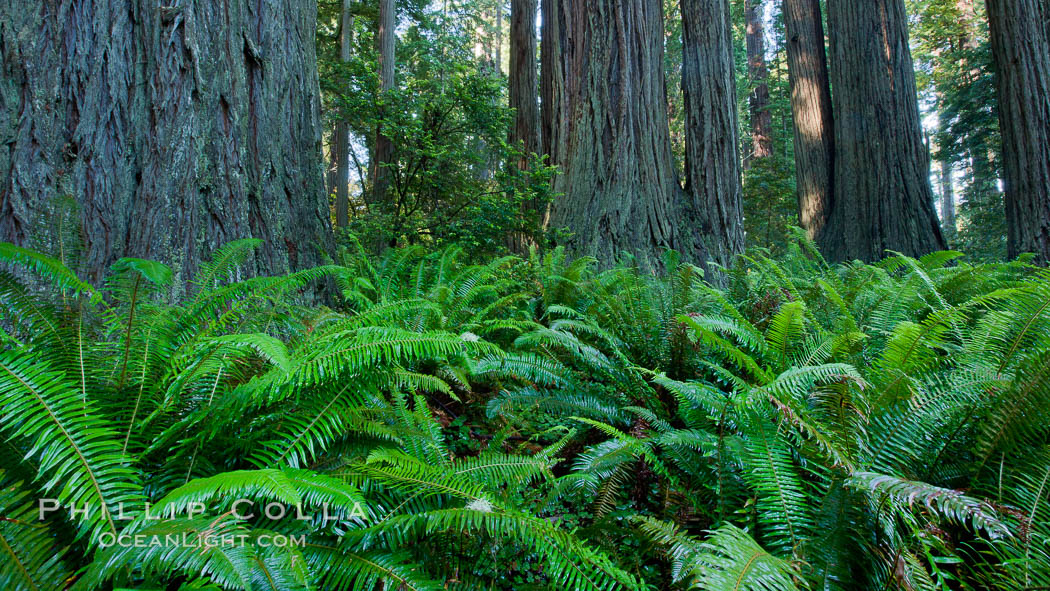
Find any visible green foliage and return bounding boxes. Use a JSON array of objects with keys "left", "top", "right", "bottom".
[
  {"left": 909, "top": 0, "right": 1006, "bottom": 261},
  {"left": 1, "top": 236, "right": 1048, "bottom": 590},
  {"left": 320, "top": 2, "right": 554, "bottom": 253}
]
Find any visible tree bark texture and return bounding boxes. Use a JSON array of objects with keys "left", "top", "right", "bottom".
[
  {"left": 986, "top": 0, "right": 1050, "bottom": 263},
  {"left": 745, "top": 0, "right": 773, "bottom": 163},
  {"left": 542, "top": 0, "right": 734, "bottom": 273},
  {"left": 680, "top": 0, "right": 746, "bottom": 271},
  {"left": 371, "top": 0, "right": 396, "bottom": 209},
  {"left": 507, "top": 0, "right": 541, "bottom": 254},
  {"left": 539, "top": 0, "right": 560, "bottom": 160},
  {"left": 820, "top": 0, "right": 945, "bottom": 262},
  {"left": 334, "top": 0, "right": 353, "bottom": 228},
  {"left": 0, "top": 0, "right": 332, "bottom": 284},
  {"left": 783, "top": 0, "right": 834, "bottom": 240},
  {"left": 542, "top": 0, "right": 677, "bottom": 268},
  {"left": 509, "top": 0, "right": 540, "bottom": 168}
]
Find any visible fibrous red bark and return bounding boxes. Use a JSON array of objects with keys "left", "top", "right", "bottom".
[
  {"left": 819, "top": 0, "right": 946, "bottom": 262},
  {"left": 746, "top": 0, "right": 773, "bottom": 164},
  {"left": 784, "top": 0, "right": 835, "bottom": 240},
  {"left": 0, "top": 0, "right": 332, "bottom": 285},
  {"left": 987, "top": 0, "right": 1050, "bottom": 263}
]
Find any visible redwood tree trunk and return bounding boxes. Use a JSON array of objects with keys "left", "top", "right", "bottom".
[
  {"left": 507, "top": 0, "right": 541, "bottom": 253},
  {"left": 539, "top": 0, "right": 562, "bottom": 161},
  {"left": 509, "top": 0, "right": 540, "bottom": 168},
  {"left": 372, "top": 0, "right": 396, "bottom": 210},
  {"left": 986, "top": 0, "right": 1050, "bottom": 263},
  {"left": 783, "top": 0, "right": 834, "bottom": 240},
  {"left": 543, "top": 0, "right": 698, "bottom": 270},
  {"left": 542, "top": 0, "right": 665, "bottom": 266},
  {"left": 334, "top": 0, "right": 354, "bottom": 228},
  {"left": 0, "top": 0, "right": 332, "bottom": 285},
  {"left": 745, "top": 0, "right": 773, "bottom": 164},
  {"left": 681, "top": 0, "right": 746, "bottom": 271},
  {"left": 940, "top": 158, "right": 957, "bottom": 241},
  {"left": 820, "top": 0, "right": 945, "bottom": 262}
]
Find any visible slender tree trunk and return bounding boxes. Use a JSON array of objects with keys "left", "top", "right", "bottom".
[
  {"left": 0, "top": 0, "right": 331, "bottom": 285},
  {"left": 820, "top": 0, "right": 945, "bottom": 262},
  {"left": 784, "top": 0, "right": 834, "bottom": 240},
  {"left": 745, "top": 0, "right": 773, "bottom": 165},
  {"left": 326, "top": 130, "right": 339, "bottom": 198},
  {"left": 372, "top": 0, "right": 396, "bottom": 210},
  {"left": 937, "top": 87, "right": 957, "bottom": 242},
  {"left": 941, "top": 158, "right": 957, "bottom": 241},
  {"left": 543, "top": 0, "right": 710, "bottom": 271},
  {"left": 334, "top": 0, "right": 354, "bottom": 228},
  {"left": 507, "top": 0, "right": 541, "bottom": 253},
  {"left": 495, "top": 1, "right": 504, "bottom": 73},
  {"left": 970, "top": 144, "right": 1000, "bottom": 208},
  {"left": 681, "top": 0, "right": 746, "bottom": 272},
  {"left": 510, "top": 0, "right": 540, "bottom": 165},
  {"left": 539, "top": 0, "right": 562, "bottom": 161},
  {"left": 986, "top": 0, "right": 1050, "bottom": 263}
]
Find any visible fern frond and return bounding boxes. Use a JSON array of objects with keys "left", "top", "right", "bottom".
[
  {"left": 0, "top": 474, "right": 71, "bottom": 591},
  {"left": 847, "top": 472, "right": 1009, "bottom": 538},
  {"left": 0, "top": 350, "right": 141, "bottom": 542}
]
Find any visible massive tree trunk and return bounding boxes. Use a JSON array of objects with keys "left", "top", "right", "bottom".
[
  {"left": 542, "top": 0, "right": 736, "bottom": 272},
  {"left": 371, "top": 0, "right": 396, "bottom": 209},
  {"left": 0, "top": 0, "right": 331, "bottom": 285},
  {"left": 745, "top": 0, "right": 773, "bottom": 164},
  {"left": 334, "top": 0, "right": 354, "bottom": 228},
  {"left": 820, "top": 0, "right": 945, "bottom": 262},
  {"left": 680, "top": 0, "right": 746, "bottom": 271},
  {"left": 986, "top": 0, "right": 1050, "bottom": 263},
  {"left": 542, "top": 0, "right": 679, "bottom": 269},
  {"left": 783, "top": 0, "right": 834, "bottom": 240}
]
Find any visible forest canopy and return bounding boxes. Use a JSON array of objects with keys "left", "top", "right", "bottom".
[{"left": 0, "top": 0, "right": 1049, "bottom": 590}]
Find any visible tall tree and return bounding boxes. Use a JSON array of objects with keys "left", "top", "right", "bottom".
[
  {"left": 681, "top": 0, "right": 746, "bottom": 269},
  {"left": 745, "top": 0, "right": 774, "bottom": 164},
  {"left": 542, "top": 0, "right": 681, "bottom": 268},
  {"left": 494, "top": 1, "right": 505, "bottom": 72},
  {"left": 508, "top": 0, "right": 542, "bottom": 252},
  {"left": 820, "top": 0, "right": 945, "bottom": 262},
  {"left": 539, "top": 0, "right": 561, "bottom": 160},
  {"left": 940, "top": 156, "right": 957, "bottom": 241},
  {"left": 372, "top": 0, "right": 397, "bottom": 209},
  {"left": 0, "top": 0, "right": 331, "bottom": 284},
  {"left": 911, "top": 0, "right": 1005, "bottom": 259},
  {"left": 986, "top": 0, "right": 1050, "bottom": 263},
  {"left": 783, "top": 0, "right": 835, "bottom": 240},
  {"left": 509, "top": 0, "right": 540, "bottom": 169},
  {"left": 334, "top": 0, "right": 354, "bottom": 228},
  {"left": 542, "top": 0, "right": 742, "bottom": 272}
]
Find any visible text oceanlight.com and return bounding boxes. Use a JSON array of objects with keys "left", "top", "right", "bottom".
[
  {"left": 37, "top": 498, "right": 370, "bottom": 548},
  {"left": 97, "top": 532, "right": 307, "bottom": 549}
]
